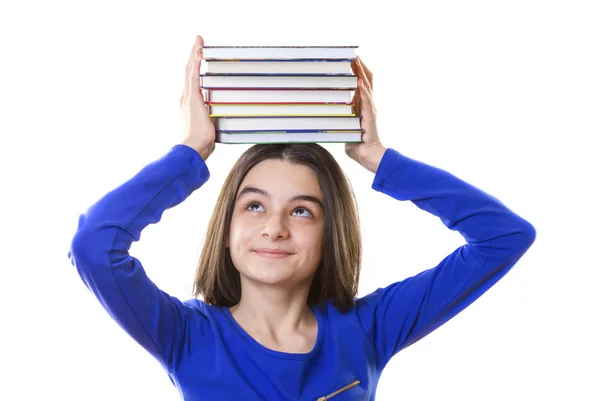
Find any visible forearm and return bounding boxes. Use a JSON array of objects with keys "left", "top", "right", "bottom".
[
  {"left": 71, "top": 144, "right": 209, "bottom": 248},
  {"left": 372, "top": 148, "right": 535, "bottom": 251}
]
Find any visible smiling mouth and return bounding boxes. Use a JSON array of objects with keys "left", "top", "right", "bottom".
[{"left": 253, "top": 250, "right": 293, "bottom": 259}]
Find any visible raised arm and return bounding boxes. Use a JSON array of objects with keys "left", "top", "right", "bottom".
[
  {"left": 355, "top": 148, "right": 536, "bottom": 370},
  {"left": 345, "top": 56, "right": 535, "bottom": 370},
  {"left": 68, "top": 35, "right": 215, "bottom": 372},
  {"left": 68, "top": 144, "right": 210, "bottom": 371}
]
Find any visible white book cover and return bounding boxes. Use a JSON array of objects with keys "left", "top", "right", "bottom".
[
  {"left": 206, "top": 89, "right": 355, "bottom": 103},
  {"left": 209, "top": 103, "right": 354, "bottom": 116},
  {"left": 214, "top": 116, "right": 361, "bottom": 131},
  {"left": 202, "top": 46, "right": 357, "bottom": 60},
  {"left": 200, "top": 74, "right": 357, "bottom": 89},
  {"left": 204, "top": 60, "right": 353, "bottom": 74},
  {"left": 216, "top": 131, "right": 362, "bottom": 144}
]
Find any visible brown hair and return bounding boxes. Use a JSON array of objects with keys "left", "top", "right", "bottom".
[{"left": 193, "top": 143, "right": 362, "bottom": 313}]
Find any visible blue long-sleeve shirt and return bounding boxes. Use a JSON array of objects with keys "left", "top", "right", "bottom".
[{"left": 68, "top": 144, "right": 536, "bottom": 400}]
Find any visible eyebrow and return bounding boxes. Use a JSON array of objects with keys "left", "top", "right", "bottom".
[{"left": 236, "top": 185, "right": 324, "bottom": 209}]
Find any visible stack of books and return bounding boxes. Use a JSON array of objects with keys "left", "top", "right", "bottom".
[{"left": 200, "top": 46, "right": 363, "bottom": 144}]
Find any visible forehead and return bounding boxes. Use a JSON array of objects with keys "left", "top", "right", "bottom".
[{"left": 239, "top": 159, "right": 322, "bottom": 195}]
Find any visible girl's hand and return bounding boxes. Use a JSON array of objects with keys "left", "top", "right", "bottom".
[
  {"left": 181, "top": 35, "right": 216, "bottom": 161},
  {"left": 345, "top": 56, "right": 386, "bottom": 174}
]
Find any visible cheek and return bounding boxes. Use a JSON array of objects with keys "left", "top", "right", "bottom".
[
  {"left": 298, "top": 223, "right": 325, "bottom": 256},
  {"left": 229, "top": 216, "right": 256, "bottom": 247}
]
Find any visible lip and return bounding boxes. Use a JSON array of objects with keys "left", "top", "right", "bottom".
[{"left": 253, "top": 248, "right": 293, "bottom": 258}]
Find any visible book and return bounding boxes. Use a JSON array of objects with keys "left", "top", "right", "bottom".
[
  {"left": 201, "top": 45, "right": 362, "bottom": 144},
  {"left": 200, "top": 74, "right": 357, "bottom": 89},
  {"left": 208, "top": 103, "right": 354, "bottom": 117},
  {"left": 213, "top": 116, "right": 362, "bottom": 131},
  {"left": 202, "top": 46, "right": 357, "bottom": 60},
  {"left": 216, "top": 131, "right": 362, "bottom": 144},
  {"left": 205, "top": 89, "right": 355, "bottom": 104},
  {"left": 204, "top": 60, "right": 353, "bottom": 75}
]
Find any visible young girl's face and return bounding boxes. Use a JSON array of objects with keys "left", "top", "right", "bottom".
[{"left": 228, "top": 159, "right": 325, "bottom": 289}]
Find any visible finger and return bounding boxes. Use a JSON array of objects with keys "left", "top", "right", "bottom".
[
  {"left": 356, "top": 56, "right": 373, "bottom": 93},
  {"left": 357, "top": 56, "right": 373, "bottom": 86},
  {"left": 351, "top": 57, "right": 361, "bottom": 89},
  {"left": 351, "top": 57, "right": 360, "bottom": 75},
  {"left": 184, "top": 39, "right": 199, "bottom": 88},
  {"left": 357, "top": 56, "right": 374, "bottom": 89},
  {"left": 351, "top": 84, "right": 360, "bottom": 115},
  {"left": 188, "top": 53, "right": 207, "bottom": 116},
  {"left": 189, "top": 46, "right": 203, "bottom": 99},
  {"left": 352, "top": 95, "right": 361, "bottom": 116},
  {"left": 353, "top": 90, "right": 362, "bottom": 116},
  {"left": 197, "top": 35, "right": 205, "bottom": 57},
  {"left": 189, "top": 43, "right": 210, "bottom": 118},
  {"left": 356, "top": 57, "right": 373, "bottom": 94},
  {"left": 196, "top": 36, "right": 205, "bottom": 98},
  {"left": 351, "top": 58, "right": 362, "bottom": 115},
  {"left": 358, "top": 79, "right": 375, "bottom": 118},
  {"left": 186, "top": 36, "right": 203, "bottom": 74},
  {"left": 184, "top": 36, "right": 204, "bottom": 99}
]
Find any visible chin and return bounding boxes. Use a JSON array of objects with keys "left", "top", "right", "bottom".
[
  {"left": 245, "top": 252, "right": 296, "bottom": 284},
  {"left": 245, "top": 259, "right": 296, "bottom": 285}
]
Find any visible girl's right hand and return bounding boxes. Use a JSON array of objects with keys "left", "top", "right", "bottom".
[{"left": 181, "top": 35, "right": 216, "bottom": 161}]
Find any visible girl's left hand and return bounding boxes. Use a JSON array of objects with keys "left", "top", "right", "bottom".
[{"left": 345, "top": 56, "right": 387, "bottom": 174}]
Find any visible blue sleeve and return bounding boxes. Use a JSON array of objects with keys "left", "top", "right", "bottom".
[
  {"left": 67, "top": 144, "right": 211, "bottom": 372},
  {"left": 354, "top": 148, "right": 536, "bottom": 370}
]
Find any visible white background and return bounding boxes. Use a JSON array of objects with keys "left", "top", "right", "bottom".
[{"left": 1, "top": 0, "right": 599, "bottom": 400}]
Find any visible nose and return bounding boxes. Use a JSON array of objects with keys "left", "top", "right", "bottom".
[{"left": 260, "top": 212, "right": 289, "bottom": 240}]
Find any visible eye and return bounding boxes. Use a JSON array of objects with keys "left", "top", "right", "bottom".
[
  {"left": 292, "top": 207, "right": 313, "bottom": 218},
  {"left": 246, "top": 202, "right": 265, "bottom": 212}
]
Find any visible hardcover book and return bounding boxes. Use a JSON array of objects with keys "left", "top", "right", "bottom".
[
  {"left": 202, "top": 46, "right": 358, "bottom": 60},
  {"left": 200, "top": 45, "right": 363, "bottom": 144}
]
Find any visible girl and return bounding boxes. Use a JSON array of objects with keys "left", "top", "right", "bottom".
[{"left": 68, "top": 36, "right": 536, "bottom": 400}]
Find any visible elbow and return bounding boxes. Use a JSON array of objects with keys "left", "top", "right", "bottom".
[
  {"left": 68, "top": 211, "right": 110, "bottom": 269},
  {"left": 68, "top": 227, "right": 98, "bottom": 268},
  {"left": 507, "top": 217, "right": 537, "bottom": 258},
  {"left": 519, "top": 218, "right": 537, "bottom": 249},
  {"left": 68, "top": 212, "right": 92, "bottom": 263},
  {"left": 67, "top": 209, "right": 113, "bottom": 266},
  {"left": 67, "top": 215, "right": 126, "bottom": 272},
  {"left": 526, "top": 219, "right": 537, "bottom": 243},
  {"left": 485, "top": 216, "right": 536, "bottom": 262},
  {"left": 67, "top": 227, "right": 117, "bottom": 291}
]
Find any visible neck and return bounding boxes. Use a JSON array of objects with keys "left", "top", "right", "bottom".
[{"left": 230, "top": 277, "right": 315, "bottom": 336}]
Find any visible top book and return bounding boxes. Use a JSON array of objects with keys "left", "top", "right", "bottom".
[{"left": 201, "top": 46, "right": 358, "bottom": 60}]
